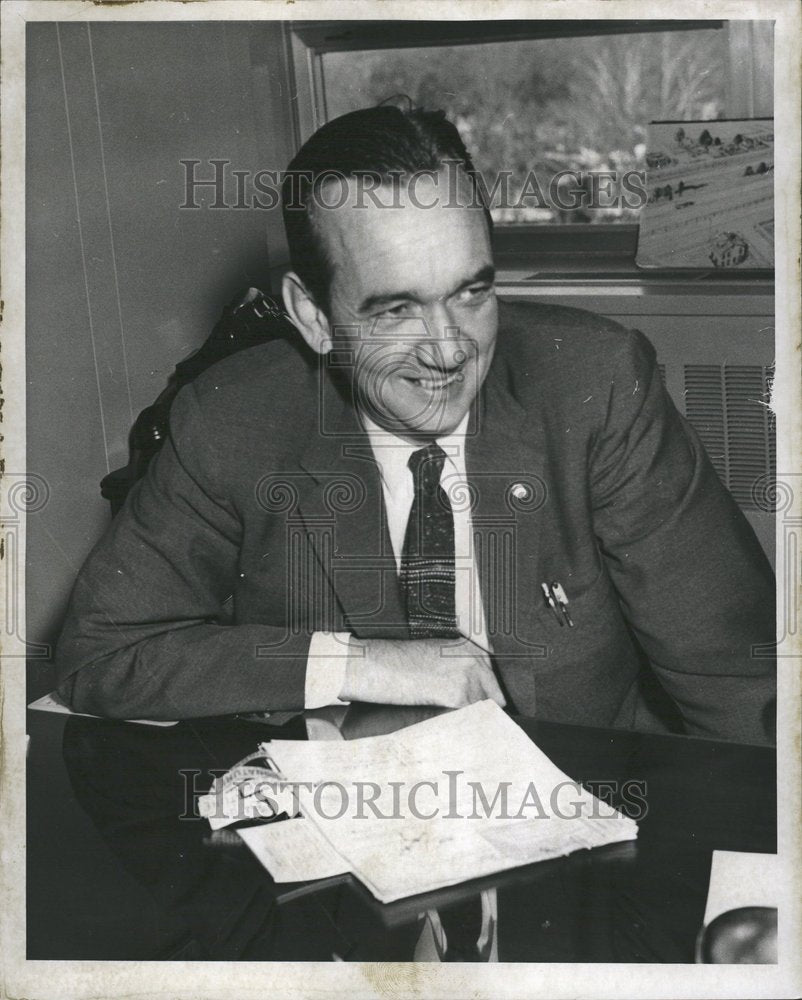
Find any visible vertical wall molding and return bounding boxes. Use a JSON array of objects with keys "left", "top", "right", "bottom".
[{"left": 56, "top": 21, "right": 134, "bottom": 470}]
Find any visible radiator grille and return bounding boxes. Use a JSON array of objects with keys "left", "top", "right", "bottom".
[{"left": 683, "top": 364, "right": 775, "bottom": 511}]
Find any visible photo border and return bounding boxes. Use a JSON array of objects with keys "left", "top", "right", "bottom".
[{"left": 2, "top": 1, "right": 800, "bottom": 997}]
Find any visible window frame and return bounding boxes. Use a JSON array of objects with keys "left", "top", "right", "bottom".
[{"left": 285, "top": 18, "right": 773, "bottom": 280}]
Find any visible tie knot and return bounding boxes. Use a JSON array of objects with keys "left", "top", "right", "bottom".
[{"left": 408, "top": 443, "right": 447, "bottom": 490}]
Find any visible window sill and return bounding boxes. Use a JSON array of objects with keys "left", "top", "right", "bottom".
[{"left": 493, "top": 224, "right": 774, "bottom": 293}]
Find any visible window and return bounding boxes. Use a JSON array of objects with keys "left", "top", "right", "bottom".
[
  {"left": 322, "top": 28, "right": 728, "bottom": 226},
  {"left": 288, "top": 19, "right": 774, "bottom": 270}
]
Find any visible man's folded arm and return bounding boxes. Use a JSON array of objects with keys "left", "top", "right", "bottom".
[
  {"left": 590, "top": 329, "right": 776, "bottom": 744},
  {"left": 55, "top": 385, "right": 321, "bottom": 721}
]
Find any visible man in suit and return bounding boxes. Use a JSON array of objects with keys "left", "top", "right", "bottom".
[{"left": 56, "top": 106, "right": 775, "bottom": 743}]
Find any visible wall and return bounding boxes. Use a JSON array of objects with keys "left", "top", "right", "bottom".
[{"left": 25, "top": 20, "right": 295, "bottom": 694}]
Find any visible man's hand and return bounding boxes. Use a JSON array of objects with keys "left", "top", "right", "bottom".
[{"left": 340, "top": 637, "right": 506, "bottom": 708}]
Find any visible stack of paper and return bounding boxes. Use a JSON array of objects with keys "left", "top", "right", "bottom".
[{"left": 239, "top": 700, "right": 637, "bottom": 904}]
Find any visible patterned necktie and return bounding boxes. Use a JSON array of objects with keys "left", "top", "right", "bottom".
[{"left": 400, "top": 443, "right": 459, "bottom": 639}]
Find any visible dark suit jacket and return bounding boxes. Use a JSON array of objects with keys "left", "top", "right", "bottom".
[{"left": 56, "top": 300, "right": 776, "bottom": 742}]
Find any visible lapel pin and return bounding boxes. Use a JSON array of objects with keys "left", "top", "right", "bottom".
[{"left": 511, "top": 483, "right": 529, "bottom": 501}]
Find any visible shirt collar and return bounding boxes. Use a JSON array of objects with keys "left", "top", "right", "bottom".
[{"left": 361, "top": 411, "right": 470, "bottom": 498}]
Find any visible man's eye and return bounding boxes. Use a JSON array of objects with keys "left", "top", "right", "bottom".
[
  {"left": 376, "top": 303, "right": 412, "bottom": 319},
  {"left": 457, "top": 284, "right": 494, "bottom": 304}
]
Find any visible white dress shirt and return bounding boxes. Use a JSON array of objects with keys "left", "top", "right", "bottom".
[{"left": 304, "top": 412, "right": 491, "bottom": 708}]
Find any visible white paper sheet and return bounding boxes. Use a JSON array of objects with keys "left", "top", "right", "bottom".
[
  {"left": 704, "top": 850, "right": 779, "bottom": 925},
  {"left": 263, "top": 700, "right": 637, "bottom": 903},
  {"left": 27, "top": 690, "right": 178, "bottom": 726},
  {"left": 238, "top": 819, "right": 351, "bottom": 883}
]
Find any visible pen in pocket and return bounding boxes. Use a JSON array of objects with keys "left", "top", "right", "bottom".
[
  {"left": 541, "top": 582, "right": 564, "bottom": 626},
  {"left": 550, "top": 581, "right": 574, "bottom": 628}
]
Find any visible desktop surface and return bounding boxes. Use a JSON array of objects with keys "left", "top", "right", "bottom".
[{"left": 26, "top": 704, "right": 776, "bottom": 962}]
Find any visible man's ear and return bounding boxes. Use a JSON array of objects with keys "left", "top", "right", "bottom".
[{"left": 282, "top": 271, "right": 332, "bottom": 355}]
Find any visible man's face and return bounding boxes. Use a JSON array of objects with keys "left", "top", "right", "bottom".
[{"left": 316, "top": 168, "right": 497, "bottom": 442}]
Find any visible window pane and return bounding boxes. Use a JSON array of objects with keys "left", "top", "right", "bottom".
[{"left": 321, "top": 29, "right": 730, "bottom": 225}]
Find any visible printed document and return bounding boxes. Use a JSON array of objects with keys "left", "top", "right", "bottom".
[{"left": 241, "top": 701, "right": 637, "bottom": 903}]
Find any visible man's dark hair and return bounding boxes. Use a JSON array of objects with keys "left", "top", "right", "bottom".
[{"left": 281, "top": 104, "right": 492, "bottom": 314}]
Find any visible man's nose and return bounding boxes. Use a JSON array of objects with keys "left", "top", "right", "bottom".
[
  {"left": 423, "top": 300, "right": 459, "bottom": 340},
  {"left": 412, "top": 303, "right": 462, "bottom": 369}
]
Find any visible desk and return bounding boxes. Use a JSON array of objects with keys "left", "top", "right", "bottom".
[{"left": 26, "top": 705, "right": 775, "bottom": 962}]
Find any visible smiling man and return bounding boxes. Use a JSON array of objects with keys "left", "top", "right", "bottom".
[
  {"left": 283, "top": 166, "right": 497, "bottom": 441},
  {"left": 56, "top": 105, "right": 776, "bottom": 744}
]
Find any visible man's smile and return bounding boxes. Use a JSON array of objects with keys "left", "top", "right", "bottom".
[{"left": 402, "top": 368, "right": 465, "bottom": 392}]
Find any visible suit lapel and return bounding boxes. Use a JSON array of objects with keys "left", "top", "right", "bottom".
[
  {"left": 467, "top": 358, "right": 548, "bottom": 710},
  {"left": 296, "top": 368, "right": 407, "bottom": 638}
]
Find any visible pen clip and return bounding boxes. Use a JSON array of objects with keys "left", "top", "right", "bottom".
[
  {"left": 550, "top": 581, "right": 574, "bottom": 628},
  {"left": 541, "top": 582, "right": 564, "bottom": 626}
]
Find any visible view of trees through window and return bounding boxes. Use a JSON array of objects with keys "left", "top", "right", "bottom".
[{"left": 322, "top": 28, "right": 728, "bottom": 224}]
